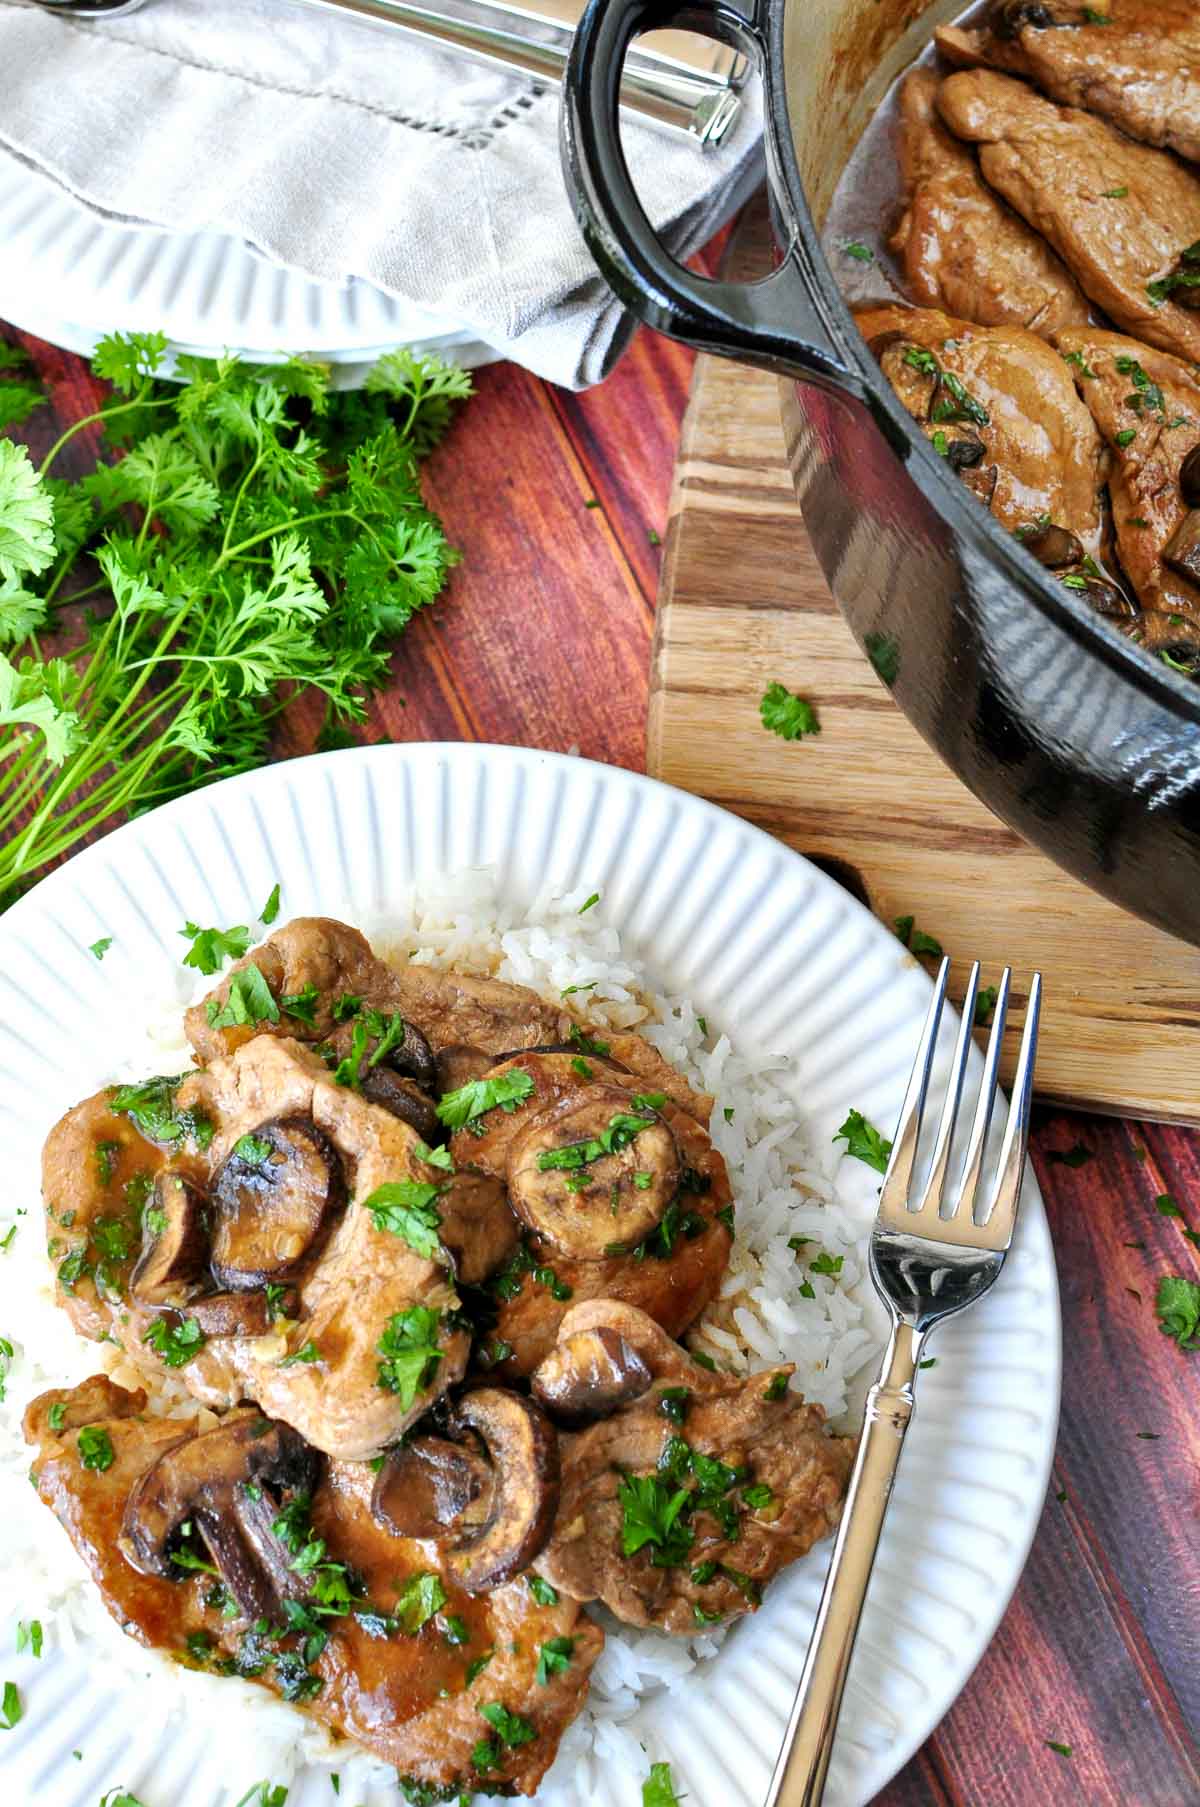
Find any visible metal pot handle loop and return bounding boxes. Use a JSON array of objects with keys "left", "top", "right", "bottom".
[{"left": 561, "top": 0, "right": 857, "bottom": 388}]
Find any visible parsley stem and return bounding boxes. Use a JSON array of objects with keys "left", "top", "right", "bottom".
[{"left": 37, "top": 389, "right": 173, "bottom": 478}]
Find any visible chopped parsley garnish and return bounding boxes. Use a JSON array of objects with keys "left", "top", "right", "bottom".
[
  {"left": 1155, "top": 1274, "right": 1200, "bottom": 1349},
  {"left": 571, "top": 1056, "right": 593, "bottom": 1080},
  {"left": 975, "top": 984, "right": 999, "bottom": 1025},
  {"left": 1100, "top": 186, "right": 1127, "bottom": 199},
  {"left": 0, "top": 1680, "right": 21, "bottom": 1730},
  {"left": 689, "top": 1349, "right": 717, "bottom": 1372},
  {"left": 376, "top": 1306, "right": 444, "bottom": 1406},
  {"left": 1115, "top": 428, "right": 1137, "bottom": 447},
  {"left": 1045, "top": 1142, "right": 1091, "bottom": 1168},
  {"left": 578, "top": 893, "right": 601, "bottom": 914},
  {"left": 109, "top": 1073, "right": 191, "bottom": 1143},
  {"left": 89, "top": 936, "right": 113, "bottom": 960},
  {"left": 809, "top": 1251, "right": 844, "bottom": 1277},
  {"left": 205, "top": 964, "right": 280, "bottom": 1030},
  {"left": 394, "top": 1571, "right": 448, "bottom": 1634},
  {"left": 568, "top": 1022, "right": 611, "bottom": 1057},
  {"left": 865, "top": 630, "right": 899, "bottom": 685},
  {"left": 833, "top": 1109, "right": 892, "bottom": 1174},
  {"left": 618, "top": 1473, "right": 694, "bottom": 1564},
  {"left": 1061, "top": 348, "right": 1097, "bottom": 378},
  {"left": 332, "top": 992, "right": 363, "bottom": 1021},
  {"left": 234, "top": 1132, "right": 273, "bottom": 1167},
  {"left": 561, "top": 980, "right": 597, "bottom": 997},
  {"left": 436, "top": 1068, "right": 535, "bottom": 1130},
  {"left": 762, "top": 1371, "right": 789, "bottom": 1402},
  {"left": 77, "top": 1425, "right": 114, "bottom": 1471},
  {"left": 94, "top": 1140, "right": 121, "bottom": 1187},
  {"left": 894, "top": 915, "right": 943, "bottom": 957},
  {"left": 643, "top": 1761, "right": 683, "bottom": 1806},
  {"left": 479, "top": 1701, "right": 537, "bottom": 1748},
  {"left": 1155, "top": 1194, "right": 1182, "bottom": 1218},
  {"left": 741, "top": 1483, "right": 774, "bottom": 1510},
  {"left": 1045, "top": 1740, "right": 1073, "bottom": 1757},
  {"left": 1115, "top": 355, "right": 1165, "bottom": 419},
  {"left": 528, "top": 1574, "right": 558, "bottom": 1606},
  {"left": 414, "top": 1139, "right": 453, "bottom": 1171},
  {"left": 1147, "top": 240, "right": 1200, "bottom": 304},
  {"left": 278, "top": 1339, "right": 321, "bottom": 1367},
  {"left": 658, "top": 1387, "right": 690, "bottom": 1426},
  {"left": 466, "top": 1649, "right": 494, "bottom": 1684},
  {"left": 362, "top": 1180, "right": 443, "bottom": 1259},
  {"left": 536, "top": 1110, "right": 656, "bottom": 1173},
  {"left": 15, "top": 1620, "right": 42, "bottom": 1659},
  {"left": 180, "top": 919, "right": 251, "bottom": 976},
  {"left": 281, "top": 982, "right": 320, "bottom": 1025},
  {"left": 259, "top": 884, "right": 282, "bottom": 925},
  {"left": 439, "top": 1613, "right": 469, "bottom": 1646},
  {"left": 47, "top": 1400, "right": 66, "bottom": 1431},
  {"left": 842, "top": 240, "right": 873, "bottom": 262},
  {"left": 143, "top": 1315, "right": 206, "bottom": 1367},
  {"left": 760, "top": 680, "right": 820, "bottom": 741},
  {"left": 535, "top": 1636, "right": 575, "bottom": 1684}
]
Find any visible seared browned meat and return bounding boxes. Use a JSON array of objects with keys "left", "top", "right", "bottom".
[
  {"left": 855, "top": 301, "right": 1105, "bottom": 548},
  {"left": 43, "top": 1037, "right": 471, "bottom": 1459},
  {"left": 25, "top": 1380, "right": 601, "bottom": 1797},
  {"left": 449, "top": 1051, "right": 733, "bottom": 1375},
  {"left": 936, "top": 70, "right": 1200, "bottom": 362},
  {"left": 936, "top": 1, "right": 1200, "bottom": 165},
  {"left": 532, "top": 1302, "right": 853, "bottom": 1636},
  {"left": 1054, "top": 324, "right": 1200, "bottom": 645},
  {"left": 889, "top": 68, "right": 1089, "bottom": 332},
  {"left": 186, "top": 916, "right": 569, "bottom": 1068}
]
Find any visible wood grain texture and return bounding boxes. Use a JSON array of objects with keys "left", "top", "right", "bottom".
[
  {"left": 649, "top": 197, "right": 1200, "bottom": 1126},
  {"left": 4, "top": 267, "right": 1199, "bottom": 1806}
]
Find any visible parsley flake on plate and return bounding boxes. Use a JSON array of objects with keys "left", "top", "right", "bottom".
[
  {"left": 893, "top": 915, "right": 943, "bottom": 958},
  {"left": 376, "top": 1307, "right": 444, "bottom": 1407},
  {"left": 180, "top": 919, "right": 252, "bottom": 976},
  {"left": 259, "top": 883, "right": 282, "bottom": 925},
  {"left": 833, "top": 1109, "right": 893, "bottom": 1174},
  {"left": 362, "top": 1180, "right": 443, "bottom": 1259},
  {"left": 143, "top": 1315, "right": 206, "bottom": 1368},
  {"left": 1155, "top": 1274, "right": 1200, "bottom": 1348},
  {"left": 760, "top": 680, "right": 820, "bottom": 741},
  {"left": 89, "top": 936, "right": 113, "bottom": 960},
  {"left": 643, "top": 1761, "right": 683, "bottom": 1806}
]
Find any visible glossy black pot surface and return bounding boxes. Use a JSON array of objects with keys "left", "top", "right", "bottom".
[{"left": 562, "top": 0, "right": 1200, "bottom": 947}]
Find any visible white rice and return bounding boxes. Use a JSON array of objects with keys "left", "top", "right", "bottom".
[{"left": 0, "top": 871, "right": 881, "bottom": 1805}]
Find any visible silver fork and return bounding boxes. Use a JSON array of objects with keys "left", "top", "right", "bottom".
[{"left": 765, "top": 956, "right": 1043, "bottom": 1807}]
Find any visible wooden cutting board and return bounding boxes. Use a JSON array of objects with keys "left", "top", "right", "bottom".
[{"left": 648, "top": 199, "right": 1200, "bottom": 1123}]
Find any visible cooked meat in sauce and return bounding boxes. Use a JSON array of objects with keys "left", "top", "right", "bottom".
[
  {"left": 36, "top": 915, "right": 853, "bottom": 1778},
  {"left": 25, "top": 1378, "right": 600, "bottom": 1797},
  {"left": 1054, "top": 325, "right": 1200, "bottom": 647},
  {"left": 449, "top": 1049, "right": 734, "bottom": 1375},
  {"left": 531, "top": 1302, "right": 853, "bottom": 1636},
  {"left": 936, "top": 69, "right": 1200, "bottom": 363},
  {"left": 855, "top": 301, "right": 1105, "bottom": 549},
  {"left": 936, "top": 0, "right": 1200, "bottom": 165},
  {"left": 890, "top": 67, "right": 1089, "bottom": 331}
]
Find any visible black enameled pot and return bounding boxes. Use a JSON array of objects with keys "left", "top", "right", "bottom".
[{"left": 562, "top": 0, "right": 1200, "bottom": 946}]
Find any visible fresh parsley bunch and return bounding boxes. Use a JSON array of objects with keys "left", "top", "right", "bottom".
[{"left": 0, "top": 330, "right": 471, "bottom": 907}]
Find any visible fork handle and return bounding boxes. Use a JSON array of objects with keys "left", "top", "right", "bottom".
[{"left": 765, "top": 1318, "right": 925, "bottom": 1807}]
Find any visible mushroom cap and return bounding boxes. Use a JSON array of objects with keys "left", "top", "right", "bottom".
[
  {"left": 443, "top": 1388, "right": 560, "bottom": 1593},
  {"left": 506, "top": 1086, "right": 679, "bottom": 1259},
  {"left": 530, "top": 1324, "right": 653, "bottom": 1427},
  {"left": 119, "top": 1409, "right": 318, "bottom": 1622},
  {"left": 435, "top": 1167, "right": 521, "bottom": 1286},
  {"left": 211, "top": 1115, "right": 344, "bottom": 1288},
  {"left": 359, "top": 1067, "right": 441, "bottom": 1146},
  {"left": 371, "top": 1432, "right": 492, "bottom": 1539},
  {"left": 129, "top": 1171, "right": 210, "bottom": 1306}
]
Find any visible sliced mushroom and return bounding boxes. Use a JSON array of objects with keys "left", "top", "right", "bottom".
[
  {"left": 186, "top": 1288, "right": 295, "bottom": 1338},
  {"left": 944, "top": 433, "right": 986, "bottom": 473},
  {"left": 506, "top": 1085, "right": 679, "bottom": 1259},
  {"left": 119, "top": 1412, "right": 318, "bottom": 1622},
  {"left": 129, "top": 1172, "right": 209, "bottom": 1306},
  {"left": 372, "top": 1433, "right": 492, "bottom": 1539},
  {"left": 989, "top": 0, "right": 1058, "bottom": 36},
  {"left": 1163, "top": 511, "right": 1200, "bottom": 588},
  {"left": 360, "top": 1067, "right": 441, "bottom": 1145},
  {"left": 444, "top": 1389, "right": 559, "bottom": 1593},
  {"left": 436, "top": 1168, "right": 521, "bottom": 1285},
  {"left": 435, "top": 1044, "right": 495, "bottom": 1097},
  {"left": 211, "top": 1117, "right": 343, "bottom": 1289},
  {"left": 1180, "top": 444, "right": 1200, "bottom": 509},
  {"left": 531, "top": 1325, "right": 653, "bottom": 1427},
  {"left": 1077, "top": 573, "right": 1137, "bottom": 618},
  {"left": 1023, "top": 522, "right": 1084, "bottom": 569}
]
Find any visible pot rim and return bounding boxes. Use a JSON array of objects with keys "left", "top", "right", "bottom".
[{"left": 761, "top": 0, "right": 1200, "bottom": 725}]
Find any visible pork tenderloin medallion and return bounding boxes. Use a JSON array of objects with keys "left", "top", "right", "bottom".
[
  {"left": 890, "top": 67, "right": 1089, "bottom": 333},
  {"left": 25, "top": 1380, "right": 601, "bottom": 1797},
  {"left": 936, "top": 0, "right": 1200, "bottom": 165},
  {"left": 936, "top": 69, "right": 1200, "bottom": 364},
  {"left": 530, "top": 1301, "right": 854, "bottom": 1636}
]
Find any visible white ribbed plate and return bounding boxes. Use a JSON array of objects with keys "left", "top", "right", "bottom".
[
  {"left": 0, "top": 151, "right": 499, "bottom": 379},
  {"left": 0, "top": 743, "right": 1060, "bottom": 1807}
]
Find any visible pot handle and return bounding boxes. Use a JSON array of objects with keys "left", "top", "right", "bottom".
[{"left": 562, "top": 0, "right": 860, "bottom": 391}]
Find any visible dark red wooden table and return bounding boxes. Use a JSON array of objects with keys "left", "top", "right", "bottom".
[{"left": 5, "top": 303, "right": 1199, "bottom": 1807}]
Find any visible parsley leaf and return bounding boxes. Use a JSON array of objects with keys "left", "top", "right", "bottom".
[
  {"left": 89, "top": 936, "right": 113, "bottom": 960},
  {"left": 143, "top": 1315, "right": 206, "bottom": 1368},
  {"left": 643, "top": 1762, "right": 683, "bottom": 1806},
  {"left": 180, "top": 919, "right": 252, "bottom": 976},
  {"left": 536, "top": 1636, "right": 574, "bottom": 1684},
  {"left": 259, "top": 883, "right": 281, "bottom": 925},
  {"left": 833, "top": 1109, "right": 892, "bottom": 1173},
  {"left": 617, "top": 1473, "right": 694, "bottom": 1563},
  {"left": 1155, "top": 1274, "right": 1200, "bottom": 1348},
  {"left": 436, "top": 1069, "right": 535, "bottom": 1130},
  {"left": 479, "top": 1701, "right": 536, "bottom": 1748},
  {"left": 760, "top": 680, "right": 820, "bottom": 741},
  {"left": 0, "top": 1679, "right": 21, "bottom": 1731},
  {"left": 376, "top": 1307, "right": 444, "bottom": 1407},
  {"left": 206, "top": 965, "right": 280, "bottom": 1030},
  {"left": 394, "top": 1571, "right": 448, "bottom": 1634},
  {"left": 362, "top": 1180, "right": 443, "bottom": 1259},
  {"left": 527, "top": 1574, "right": 558, "bottom": 1606},
  {"left": 77, "top": 1425, "right": 115, "bottom": 1471},
  {"left": 894, "top": 915, "right": 943, "bottom": 957}
]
